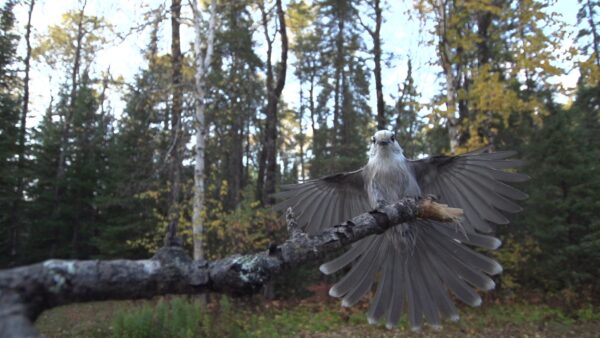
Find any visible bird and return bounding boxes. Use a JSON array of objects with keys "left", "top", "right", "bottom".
[{"left": 274, "top": 130, "right": 528, "bottom": 330}]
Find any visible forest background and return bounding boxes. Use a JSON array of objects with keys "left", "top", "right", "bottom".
[{"left": 0, "top": 0, "right": 599, "bottom": 335}]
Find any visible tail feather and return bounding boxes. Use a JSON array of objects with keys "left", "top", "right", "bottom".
[
  {"left": 329, "top": 237, "right": 380, "bottom": 297},
  {"left": 342, "top": 237, "right": 388, "bottom": 307},
  {"left": 367, "top": 247, "right": 394, "bottom": 324},
  {"left": 413, "top": 248, "right": 441, "bottom": 328},
  {"left": 405, "top": 260, "right": 423, "bottom": 330},
  {"left": 385, "top": 249, "right": 405, "bottom": 328},
  {"left": 322, "top": 220, "right": 500, "bottom": 328},
  {"left": 419, "top": 249, "right": 459, "bottom": 322},
  {"left": 320, "top": 237, "right": 373, "bottom": 275}
]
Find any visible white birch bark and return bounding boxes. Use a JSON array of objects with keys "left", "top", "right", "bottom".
[{"left": 190, "top": 0, "right": 216, "bottom": 261}]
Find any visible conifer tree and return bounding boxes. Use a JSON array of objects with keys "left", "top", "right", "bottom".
[
  {"left": 0, "top": 0, "right": 21, "bottom": 267},
  {"left": 524, "top": 89, "right": 600, "bottom": 293},
  {"left": 394, "top": 59, "right": 424, "bottom": 158},
  {"left": 310, "top": 0, "right": 371, "bottom": 176}
]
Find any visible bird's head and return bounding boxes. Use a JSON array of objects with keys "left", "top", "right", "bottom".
[{"left": 369, "top": 130, "right": 404, "bottom": 158}]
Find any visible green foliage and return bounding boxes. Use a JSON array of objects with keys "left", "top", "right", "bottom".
[
  {"left": 205, "top": 0, "right": 263, "bottom": 209},
  {"left": 491, "top": 234, "right": 540, "bottom": 292},
  {"left": 0, "top": 0, "right": 21, "bottom": 266},
  {"left": 111, "top": 298, "right": 206, "bottom": 338},
  {"left": 523, "top": 85, "right": 600, "bottom": 295},
  {"left": 93, "top": 54, "right": 170, "bottom": 259},
  {"left": 576, "top": 0, "right": 600, "bottom": 72},
  {"left": 35, "top": 297, "right": 596, "bottom": 338},
  {"left": 27, "top": 72, "right": 110, "bottom": 261},
  {"left": 3, "top": 0, "right": 599, "bottom": 307},
  {"left": 307, "top": 0, "right": 372, "bottom": 177},
  {"left": 476, "top": 303, "right": 577, "bottom": 326},
  {"left": 33, "top": 10, "right": 111, "bottom": 74},
  {"left": 416, "top": 0, "right": 567, "bottom": 152},
  {"left": 392, "top": 59, "right": 426, "bottom": 158},
  {"left": 203, "top": 184, "right": 282, "bottom": 260},
  {"left": 110, "top": 297, "right": 351, "bottom": 338}
]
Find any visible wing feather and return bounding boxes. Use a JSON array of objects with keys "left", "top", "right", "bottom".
[
  {"left": 273, "top": 169, "right": 370, "bottom": 234},
  {"left": 410, "top": 149, "right": 527, "bottom": 235}
]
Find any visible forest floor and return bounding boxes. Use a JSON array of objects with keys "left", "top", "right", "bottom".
[{"left": 35, "top": 293, "right": 600, "bottom": 338}]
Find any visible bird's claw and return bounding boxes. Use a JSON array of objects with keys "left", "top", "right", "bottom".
[
  {"left": 425, "top": 194, "right": 439, "bottom": 202},
  {"left": 376, "top": 199, "right": 388, "bottom": 209}
]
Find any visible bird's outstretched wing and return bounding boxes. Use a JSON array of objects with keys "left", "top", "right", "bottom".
[
  {"left": 409, "top": 148, "right": 529, "bottom": 233},
  {"left": 273, "top": 169, "right": 371, "bottom": 235}
]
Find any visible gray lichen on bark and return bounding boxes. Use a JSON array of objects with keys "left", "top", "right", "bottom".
[{"left": 0, "top": 197, "right": 455, "bottom": 338}]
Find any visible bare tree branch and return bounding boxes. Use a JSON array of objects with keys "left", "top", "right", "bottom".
[{"left": 0, "top": 197, "right": 460, "bottom": 338}]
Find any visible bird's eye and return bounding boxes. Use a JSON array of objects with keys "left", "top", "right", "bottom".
[
  {"left": 371, "top": 137, "right": 376, "bottom": 144},
  {"left": 390, "top": 135, "right": 395, "bottom": 142}
]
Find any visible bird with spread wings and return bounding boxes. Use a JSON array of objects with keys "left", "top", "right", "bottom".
[{"left": 274, "top": 130, "right": 528, "bottom": 330}]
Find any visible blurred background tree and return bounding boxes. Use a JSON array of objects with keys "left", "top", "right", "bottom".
[{"left": 0, "top": 0, "right": 599, "bottom": 304}]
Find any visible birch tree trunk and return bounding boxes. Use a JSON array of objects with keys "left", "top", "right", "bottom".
[{"left": 191, "top": 0, "right": 217, "bottom": 261}]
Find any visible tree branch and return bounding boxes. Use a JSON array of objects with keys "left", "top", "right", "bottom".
[{"left": 0, "top": 197, "right": 460, "bottom": 338}]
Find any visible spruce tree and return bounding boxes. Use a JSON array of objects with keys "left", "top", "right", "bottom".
[
  {"left": 524, "top": 89, "right": 600, "bottom": 293},
  {"left": 28, "top": 73, "right": 109, "bottom": 261},
  {"left": 0, "top": 0, "right": 21, "bottom": 267},
  {"left": 310, "top": 0, "right": 371, "bottom": 177},
  {"left": 95, "top": 63, "right": 167, "bottom": 258}
]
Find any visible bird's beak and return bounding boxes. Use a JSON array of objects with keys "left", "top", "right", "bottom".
[{"left": 377, "top": 141, "right": 390, "bottom": 146}]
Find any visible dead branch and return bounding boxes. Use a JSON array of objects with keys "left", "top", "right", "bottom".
[{"left": 0, "top": 197, "right": 458, "bottom": 338}]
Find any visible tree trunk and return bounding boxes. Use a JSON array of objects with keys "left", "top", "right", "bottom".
[
  {"left": 243, "top": 113, "right": 251, "bottom": 187},
  {"left": 586, "top": 0, "right": 600, "bottom": 66},
  {"left": 298, "top": 85, "right": 305, "bottom": 180},
  {"left": 309, "top": 71, "right": 316, "bottom": 137},
  {"left": 191, "top": 0, "right": 217, "bottom": 261},
  {"left": 10, "top": 0, "right": 34, "bottom": 264},
  {"left": 227, "top": 111, "right": 244, "bottom": 209},
  {"left": 256, "top": 2, "right": 271, "bottom": 206},
  {"left": 434, "top": 0, "right": 459, "bottom": 153},
  {"left": 56, "top": 1, "right": 86, "bottom": 194},
  {"left": 258, "top": 0, "right": 288, "bottom": 205},
  {"left": 372, "top": 0, "right": 385, "bottom": 130},
  {"left": 333, "top": 11, "right": 345, "bottom": 159},
  {"left": 166, "top": 0, "right": 183, "bottom": 245},
  {"left": 53, "top": 1, "right": 86, "bottom": 257}
]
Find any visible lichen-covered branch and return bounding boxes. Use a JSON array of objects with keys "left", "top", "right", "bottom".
[{"left": 0, "top": 197, "right": 459, "bottom": 338}]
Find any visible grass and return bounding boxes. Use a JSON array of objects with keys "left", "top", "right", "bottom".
[{"left": 35, "top": 296, "right": 600, "bottom": 338}]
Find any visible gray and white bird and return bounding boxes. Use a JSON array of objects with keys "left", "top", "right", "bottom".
[{"left": 275, "top": 130, "right": 528, "bottom": 330}]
